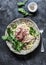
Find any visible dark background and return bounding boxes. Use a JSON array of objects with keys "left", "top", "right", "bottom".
[{"left": 0, "top": 0, "right": 46, "bottom": 65}]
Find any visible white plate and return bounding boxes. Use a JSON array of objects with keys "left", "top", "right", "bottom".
[{"left": 5, "top": 18, "right": 40, "bottom": 55}]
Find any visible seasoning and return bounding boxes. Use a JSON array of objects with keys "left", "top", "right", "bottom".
[{"left": 30, "top": 3, "right": 35, "bottom": 10}]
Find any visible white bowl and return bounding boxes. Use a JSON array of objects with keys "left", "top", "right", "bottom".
[
  {"left": 28, "top": 2, "right": 38, "bottom": 13},
  {"left": 5, "top": 18, "right": 40, "bottom": 55}
]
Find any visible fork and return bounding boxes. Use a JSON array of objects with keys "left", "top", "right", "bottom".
[{"left": 40, "top": 29, "right": 44, "bottom": 52}]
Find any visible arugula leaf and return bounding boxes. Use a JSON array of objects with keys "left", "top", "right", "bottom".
[
  {"left": 12, "top": 38, "right": 24, "bottom": 51},
  {"left": 29, "top": 27, "right": 36, "bottom": 36},
  {"left": 7, "top": 28, "right": 13, "bottom": 36},
  {"left": 17, "top": 0, "right": 27, "bottom": 7},
  {"left": 11, "top": 24, "right": 17, "bottom": 29},
  {"left": 13, "top": 40, "right": 24, "bottom": 51},
  {"left": 2, "top": 27, "right": 24, "bottom": 52},
  {"left": 18, "top": 8, "right": 29, "bottom": 16},
  {"left": 2, "top": 35, "right": 8, "bottom": 40},
  {"left": 17, "top": 2, "right": 24, "bottom": 7}
]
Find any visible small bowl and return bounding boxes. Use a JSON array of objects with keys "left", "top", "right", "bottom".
[{"left": 28, "top": 2, "right": 38, "bottom": 13}]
